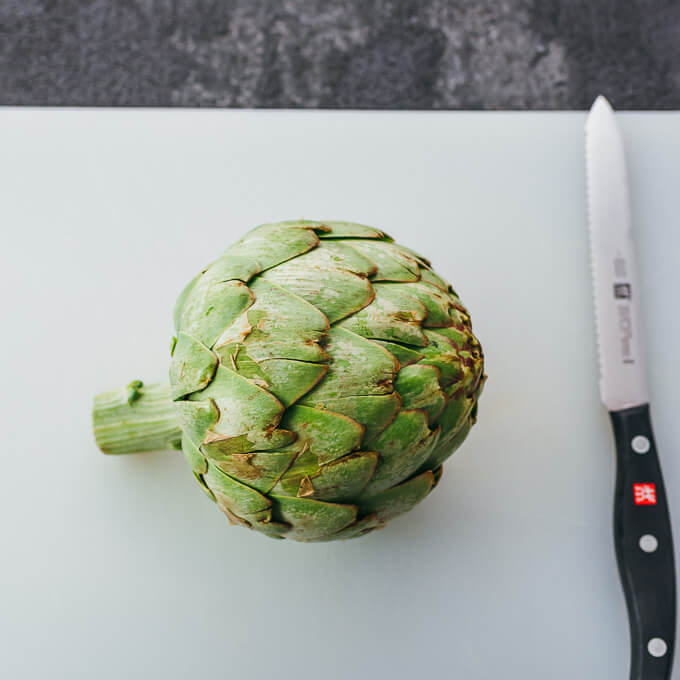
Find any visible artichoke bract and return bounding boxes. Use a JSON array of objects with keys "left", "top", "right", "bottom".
[{"left": 93, "top": 220, "right": 485, "bottom": 542}]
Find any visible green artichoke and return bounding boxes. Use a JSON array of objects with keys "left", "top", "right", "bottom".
[{"left": 93, "top": 220, "right": 485, "bottom": 541}]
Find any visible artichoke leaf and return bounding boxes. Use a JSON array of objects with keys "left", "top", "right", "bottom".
[
  {"left": 377, "top": 281, "right": 455, "bottom": 328},
  {"left": 261, "top": 264, "right": 374, "bottom": 324},
  {"left": 256, "top": 359, "right": 328, "bottom": 408},
  {"left": 202, "top": 429, "right": 296, "bottom": 456},
  {"left": 192, "top": 471, "right": 217, "bottom": 502},
  {"left": 225, "top": 223, "right": 321, "bottom": 271},
  {"left": 325, "top": 514, "right": 385, "bottom": 541},
  {"left": 303, "top": 328, "right": 399, "bottom": 401},
  {"left": 315, "top": 221, "right": 387, "bottom": 239},
  {"left": 433, "top": 394, "right": 476, "bottom": 439},
  {"left": 276, "top": 451, "right": 379, "bottom": 502},
  {"left": 425, "top": 416, "right": 473, "bottom": 469},
  {"left": 337, "top": 284, "right": 428, "bottom": 346},
  {"left": 250, "top": 519, "right": 292, "bottom": 539},
  {"left": 174, "top": 399, "right": 219, "bottom": 449},
  {"left": 358, "top": 470, "right": 436, "bottom": 521},
  {"left": 211, "top": 451, "right": 298, "bottom": 493},
  {"left": 346, "top": 240, "right": 421, "bottom": 282},
  {"left": 178, "top": 279, "right": 255, "bottom": 349},
  {"left": 215, "top": 330, "right": 329, "bottom": 364},
  {"left": 394, "top": 364, "right": 447, "bottom": 424},
  {"left": 385, "top": 242, "right": 432, "bottom": 267},
  {"left": 270, "top": 495, "right": 357, "bottom": 542},
  {"left": 190, "top": 365, "right": 284, "bottom": 437},
  {"left": 370, "top": 340, "right": 424, "bottom": 368},
  {"left": 204, "top": 462, "right": 273, "bottom": 525},
  {"left": 419, "top": 267, "right": 451, "bottom": 292},
  {"left": 300, "top": 393, "right": 401, "bottom": 443},
  {"left": 280, "top": 404, "right": 364, "bottom": 464},
  {"left": 181, "top": 434, "right": 208, "bottom": 475},
  {"left": 169, "top": 332, "right": 217, "bottom": 400},
  {"left": 419, "top": 329, "right": 465, "bottom": 387},
  {"left": 213, "top": 277, "right": 329, "bottom": 350},
  {"left": 173, "top": 274, "right": 199, "bottom": 332},
  {"left": 361, "top": 410, "right": 441, "bottom": 496},
  {"left": 283, "top": 240, "right": 378, "bottom": 277}
]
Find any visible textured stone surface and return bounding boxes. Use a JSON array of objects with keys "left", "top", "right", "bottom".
[{"left": 0, "top": 0, "right": 678, "bottom": 108}]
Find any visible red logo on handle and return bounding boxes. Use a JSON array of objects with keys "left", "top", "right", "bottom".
[{"left": 633, "top": 483, "right": 657, "bottom": 505}]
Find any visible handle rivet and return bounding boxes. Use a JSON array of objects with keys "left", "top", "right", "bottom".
[
  {"left": 632, "top": 435, "right": 650, "bottom": 454},
  {"left": 647, "top": 638, "right": 667, "bottom": 657},
  {"left": 639, "top": 534, "right": 658, "bottom": 553}
]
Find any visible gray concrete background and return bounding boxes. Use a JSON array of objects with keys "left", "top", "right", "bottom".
[{"left": 1, "top": 0, "right": 679, "bottom": 109}]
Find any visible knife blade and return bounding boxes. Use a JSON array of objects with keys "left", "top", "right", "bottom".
[{"left": 585, "top": 95, "right": 676, "bottom": 680}]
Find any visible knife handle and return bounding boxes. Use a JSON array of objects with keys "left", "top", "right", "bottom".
[{"left": 610, "top": 404, "right": 676, "bottom": 680}]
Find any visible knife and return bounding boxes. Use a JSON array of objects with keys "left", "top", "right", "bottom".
[{"left": 585, "top": 95, "right": 676, "bottom": 679}]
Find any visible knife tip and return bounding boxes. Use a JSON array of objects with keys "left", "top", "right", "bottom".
[
  {"left": 591, "top": 94, "right": 613, "bottom": 111},
  {"left": 586, "top": 95, "right": 615, "bottom": 131}
]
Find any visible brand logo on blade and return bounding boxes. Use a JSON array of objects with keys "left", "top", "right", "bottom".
[
  {"left": 612, "top": 256, "right": 635, "bottom": 364},
  {"left": 614, "top": 283, "right": 632, "bottom": 299}
]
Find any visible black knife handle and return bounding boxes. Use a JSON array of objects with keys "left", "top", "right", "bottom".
[{"left": 610, "top": 404, "right": 676, "bottom": 680}]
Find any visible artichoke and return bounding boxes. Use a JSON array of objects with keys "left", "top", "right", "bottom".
[{"left": 93, "top": 220, "right": 485, "bottom": 541}]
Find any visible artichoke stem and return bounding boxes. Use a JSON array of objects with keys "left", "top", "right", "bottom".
[{"left": 93, "top": 381, "right": 182, "bottom": 454}]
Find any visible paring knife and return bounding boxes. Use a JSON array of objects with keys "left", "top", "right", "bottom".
[{"left": 585, "top": 95, "right": 676, "bottom": 679}]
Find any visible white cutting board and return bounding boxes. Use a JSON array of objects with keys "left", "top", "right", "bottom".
[{"left": 0, "top": 109, "right": 678, "bottom": 680}]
